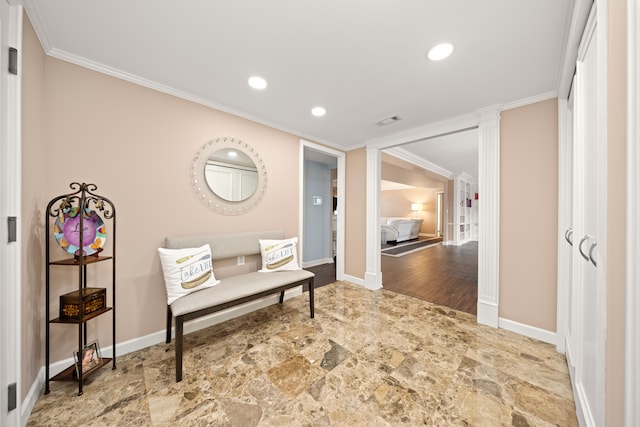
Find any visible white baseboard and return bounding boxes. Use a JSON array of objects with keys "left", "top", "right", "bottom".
[
  {"left": 498, "top": 317, "right": 557, "bottom": 346},
  {"left": 21, "top": 287, "right": 303, "bottom": 423},
  {"left": 342, "top": 274, "right": 365, "bottom": 287},
  {"left": 477, "top": 300, "right": 499, "bottom": 327},
  {"left": 22, "top": 367, "right": 45, "bottom": 426},
  {"left": 363, "top": 272, "right": 382, "bottom": 290},
  {"left": 302, "top": 258, "right": 334, "bottom": 268}
]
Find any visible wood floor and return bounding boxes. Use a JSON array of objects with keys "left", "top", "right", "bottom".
[
  {"left": 381, "top": 241, "right": 478, "bottom": 315},
  {"left": 305, "top": 241, "right": 478, "bottom": 315},
  {"left": 305, "top": 262, "right": 336, "bottom": 289}
]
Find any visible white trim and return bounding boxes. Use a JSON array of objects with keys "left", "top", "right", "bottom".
[
  {"left": 1, "top": 4, "right": 22, "bottom": 427},
  {"left": 557, "top": 0, "right": 597, "bottom": 98},
  {"left": 364, "top": 146, "right": 383, "bottom": 290},
  {"left": 21, "top": 367, "right": 44, "bottom": 427},
  {"left": 626, "top": 0, "right": 640, "bottom": 425},
  {"left": 502, "top": 91, "right": 557, "bottom": 111},
  {"left": 302, "top": 258, "right": 334, "bottom": 268},
  {"left": 476, "top": 106, "right": 501, "bottom": 328},
  {"left": 342, "top": 274, "right": 366, "bottom": 287},
  {"left": 477, "top": 302, "right": 498, "bottom": 327},
  {"left": 498, "top": 317, "right": 557, "bottom": 346},
  {"left": 384, "top": 147, "right": 454, "bottom": 179},
  {"left": 365, "top": 106, "right": 502, "bottom": 327},
  {"left": 556, "top": 97, "right": 572, "bottom": 354},
  {"left": 365, "top": 113, "right": 478, "bottom": 148},
  {"left": 299, "top": 139, "right": 346, "bottom": 281}
]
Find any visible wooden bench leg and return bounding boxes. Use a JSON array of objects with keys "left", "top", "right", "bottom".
[
  {"left": 175, "top": 316, "right": 183, "bottom": 382},
  {"left": 166, "top": 306, "right": 173, "bottom": 344},
  {"left": 309, "top": 278, "right": 315, "bottom": 318}
]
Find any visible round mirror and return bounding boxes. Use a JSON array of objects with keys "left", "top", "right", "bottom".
[
  {"left": 205, "top": 148, "right": 258, "bottom": 202},
  {"left": 191, "top": 138, "right": 267, "bottom": 215}
]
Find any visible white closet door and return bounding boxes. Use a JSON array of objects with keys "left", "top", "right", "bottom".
[{"left": 572, "top": 7, "right": 606, "bottom": 426}]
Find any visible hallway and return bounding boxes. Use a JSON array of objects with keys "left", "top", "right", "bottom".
[{"left": 381, "top": 242, "right": 478, "bottom": 315}]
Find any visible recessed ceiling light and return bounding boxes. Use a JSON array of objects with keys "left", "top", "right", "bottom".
[
  {"left": 248, "top": 76, "right": 267, "bottom": 90},
  {"left": 227, "top": 150, "right": 238, "bottom": 158},
  {"left": 311, "top": 106, "right": 326, "bottom": 117},
  {"left": 427, "top": 43, "right": 454, "bottom": 61}
]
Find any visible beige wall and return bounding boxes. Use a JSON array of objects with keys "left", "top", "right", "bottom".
[
  {"left": 499, "top": 98, "right": 558, "bottom": 332},
  {"left": 344, "top": 148, "right": 366, "bottom": 278},
  {"left": 41, "top": 56, "right": 303, "bottom": 358},
  {"left": 380, "top": 189, "right": 438, "bottom": 234},
  {"left": 380, "top": 154, "right": 446, "bottom": 234},
  {"left": 21, "top": 23, "right": 354, "bottom": 388},
  {"left": 605, "top": 0, "right": 627, "bottom": 423},
  {"left": 21, "top": 17, "right": 47, "bottom": 401}
]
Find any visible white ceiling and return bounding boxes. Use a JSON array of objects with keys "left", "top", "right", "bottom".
[
  {"left": 399, "top": 128, "right": 480, "bottom": 178},
  {"left": 24, "top": 0, "right": 571, "bottom": 162}
]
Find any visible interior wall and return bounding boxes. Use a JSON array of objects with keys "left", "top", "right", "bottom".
[
  {"left": 380, "top": 188, "right": 438, "bottom": 234},
  {"left": 21, "top": 16, "right": 47, "bottom": 402},
  {"left": 605, "top": 0, "right": 627, "bottom": 422},
  {"left": 380, "top": 154, "right": 445, "bottom": 235},
  {"left": 345, "top": 148, "right": 366, "bottom": 278},
  {"left": 34, "top": 54, "right": 322, "bottom": 366},
  {"left": 499, "top": 98, "right": 558, "bottom": 332}
]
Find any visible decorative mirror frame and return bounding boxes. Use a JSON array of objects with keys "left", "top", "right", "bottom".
[{"left": 190, "top": 137, "right": 267, "bottom": 215}]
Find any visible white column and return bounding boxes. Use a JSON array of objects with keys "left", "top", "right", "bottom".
[
  {"left": 364, "top": 146, "right": 382, "bottom": 290},
  {"left": 476, "top": 106, "right": 501, "bottom": 327}
]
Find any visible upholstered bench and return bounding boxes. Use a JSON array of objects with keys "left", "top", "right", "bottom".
[{"left": 160, "top": 230, "right": 315, "bottom": 382}]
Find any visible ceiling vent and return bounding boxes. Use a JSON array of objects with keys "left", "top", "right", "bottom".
[{"left": 376, "top": 115, "right": 402, "bottom": 126}]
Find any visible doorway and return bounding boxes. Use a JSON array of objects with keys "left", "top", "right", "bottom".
[
  {"left": 299, "top": 140, "right": 345, "bottom": 287},
  {"left": 365, "top": 111, "right": 501, "bottom": 326},
  {"left": 379, "top": 129, "right": 479, "bottom": 314}
]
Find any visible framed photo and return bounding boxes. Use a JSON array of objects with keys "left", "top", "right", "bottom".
[{"left": 73, "top": 340, "right": 102, "bottom": 377}]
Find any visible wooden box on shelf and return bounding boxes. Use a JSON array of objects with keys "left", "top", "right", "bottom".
[{"left": 60, "top": 287, "right": 106, "bottom": 320}]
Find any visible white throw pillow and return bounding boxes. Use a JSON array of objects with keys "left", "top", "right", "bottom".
[
  {"left": 259, "top": 237, "right": 301, "bottom": 272},
  {"left": 158, "top": 244, "right": 221, "bottom": 304}
]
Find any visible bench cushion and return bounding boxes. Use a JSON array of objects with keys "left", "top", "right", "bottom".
[{"left": 170, "top": 269, "right": 314, "bottom": 317}]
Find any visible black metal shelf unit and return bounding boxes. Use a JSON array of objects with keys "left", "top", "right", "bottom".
[{"left": 44, "top": 182, "right": 116, "bottom": 396}]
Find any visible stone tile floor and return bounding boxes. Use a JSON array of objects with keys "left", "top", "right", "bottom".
[{"left": 28, "top": 281, "right": 577, "bottom": 426}]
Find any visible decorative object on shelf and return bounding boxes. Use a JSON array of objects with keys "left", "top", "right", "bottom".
[
  {"left": 190, "top": 137, "right": 268, "bottom": 215},
  {"left": 60, "top": 287, "right": 106, "bottom": 320},
  {"left": 54, "top": 207, "right": 106, "bottom": 256},
  {"left": 45, "top": 182, "right": 116, "bottom": 396},
  {"left": 73, "top": 340, "right": 102, "bottom": 378}
]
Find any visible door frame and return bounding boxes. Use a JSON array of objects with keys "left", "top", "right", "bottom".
[
  {"left": 436, "top": 191, "right": 444, "bottom": 238},
  {"left": 299, "top": 140, "right": 346, "bottom": 281},
  {"left": 1, "top": 3, "right": 22, "bottom": 427},
  {"left": 364, "top": 107, "right": 501, "bottom": 327}
]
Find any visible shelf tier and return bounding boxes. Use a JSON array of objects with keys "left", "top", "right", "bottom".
[
  {"left": 49, "top": 358, "right": 113, "bottom": 382},
  {"left": 49, "top": 255, "right": 113, "bottom": 266},
  {"left": 50, "top": 307, "right": 112, "bottom": 324}
]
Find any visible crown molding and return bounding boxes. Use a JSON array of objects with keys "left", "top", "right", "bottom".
[
  {"left": 502, "top": 91, "right": 557, "bottom": 111},
  {"left": 384, "top": 147, "right": 454, "bottom": 179}
]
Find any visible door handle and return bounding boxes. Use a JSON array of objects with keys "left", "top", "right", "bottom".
[
  {"left": 578, "top": 235, "right": 590, "bottom": 261},
  {"left": 589, "top": 241, "right": 598, "bottom": 267},
  {"left": 565, "top": 228, "right": 573, "bottom": 246}
]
